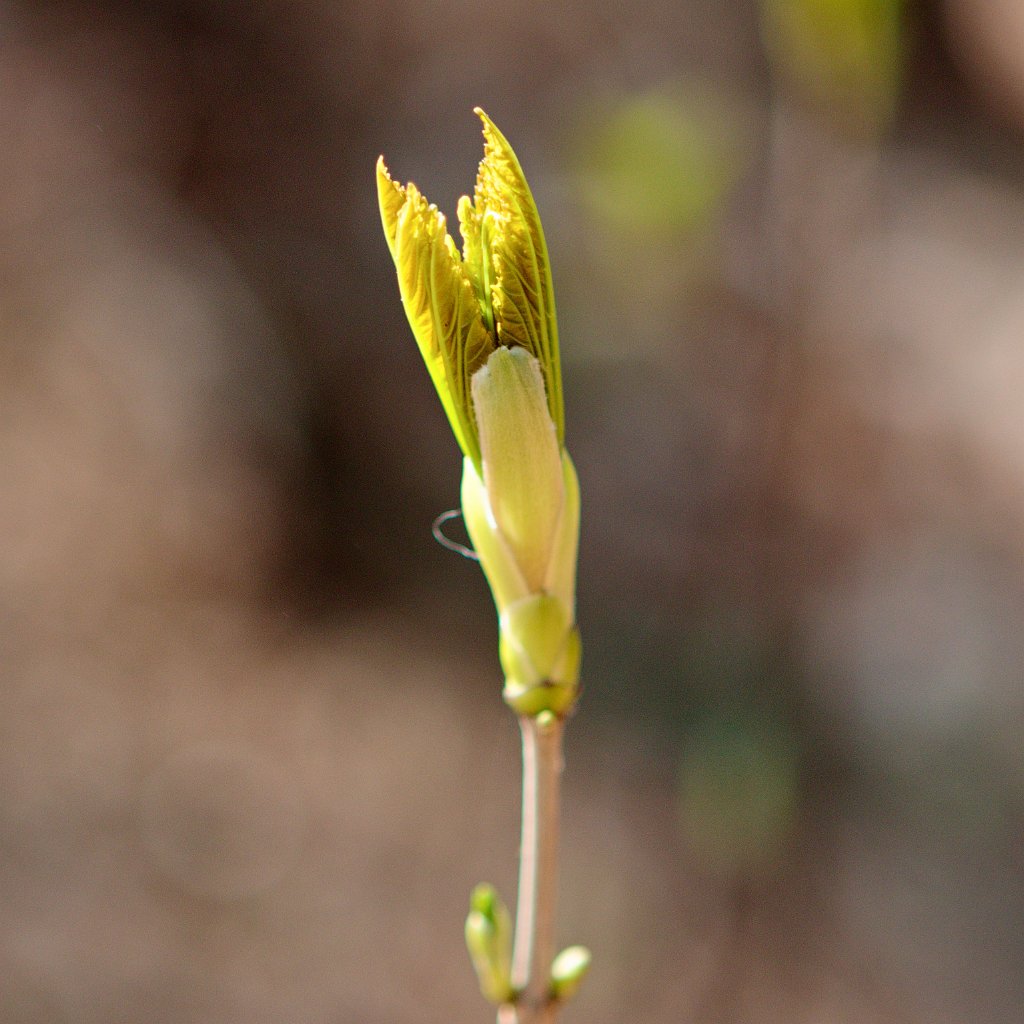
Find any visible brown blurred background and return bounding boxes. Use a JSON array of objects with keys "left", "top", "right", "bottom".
[{"left": 1, "top": 1, "right": 1023, "bottom": 1021}]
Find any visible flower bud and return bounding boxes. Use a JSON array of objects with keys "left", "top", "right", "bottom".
[{"left": 465, "top": 883, "right": 513, "bottom": 1004}]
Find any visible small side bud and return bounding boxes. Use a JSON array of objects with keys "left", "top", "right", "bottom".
[
  {"left": 550, "top": 945, "right": 592, "bottom": 1002},
  {"left": 465, "top": 883, "right": 513, "bottom": 1004}
]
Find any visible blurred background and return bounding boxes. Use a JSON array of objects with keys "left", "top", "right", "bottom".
[{"left": 1, "top": 1, "right": 1023, "bottom": 1021}]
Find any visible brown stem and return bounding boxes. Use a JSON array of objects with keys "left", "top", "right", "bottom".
[{"left": 507, "top": 713, "right": 564, "bottom": 1024}]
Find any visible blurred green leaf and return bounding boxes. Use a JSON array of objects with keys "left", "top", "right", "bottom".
[
  {"left": 573, "top": 90, "right": 745, "bottom": 241},
  {"left": 759, "top": 0, "right": 905, "bottom": 133}
]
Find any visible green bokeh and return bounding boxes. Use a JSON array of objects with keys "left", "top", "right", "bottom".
[
  {"left": 678, "top": 708, "right": 801, "bottom": 873},
  {"left": 759, "top": 0, "right": 905, "bottom": 133},
  {"left": 573, "top": 90, "right": 744, "bottom": 241}
]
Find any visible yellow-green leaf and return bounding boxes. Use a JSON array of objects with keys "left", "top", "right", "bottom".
[
  {"left": 376, "top": 155, "right": 404, "bottom": 259},
  {"left": 378, "top": 158, "right": 495, "bottom": 464},
  {"left": 466, "top": 109, "right": 564, "bottom": 443},
  {"left": 457, "top": 194, "right": 496, "bottom": 337}
]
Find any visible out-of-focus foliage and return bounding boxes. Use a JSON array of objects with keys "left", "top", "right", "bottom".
[
  {"left": 572, "top": 90, "right": 745, "bottom": 242},
  {"left": 759, "top": 0, "right": 905, "bottom": 132},
  {"left": 563, "top": 88, "right": 750, "bottom": 354},
  {"left": 678, "top": 708, "right": 801, "bottom": 873}
]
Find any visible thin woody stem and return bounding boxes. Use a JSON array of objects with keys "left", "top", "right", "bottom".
[{"left": 506, "top": 713, "right": 564, "bottom": 1024}]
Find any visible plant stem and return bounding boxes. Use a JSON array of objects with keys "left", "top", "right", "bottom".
[{"left": 505, "top": 712, "right": 564, "bottom": 1024}]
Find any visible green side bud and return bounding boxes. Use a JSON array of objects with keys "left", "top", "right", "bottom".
[
  {"left": 550, "top": 945, "right": 592, "bottom": 1002},
  {"left": 464, "top": 883, "right": 513, "bottom": 1004}
]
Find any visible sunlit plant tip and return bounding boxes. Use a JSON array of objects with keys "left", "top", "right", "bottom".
[{"left": 377, "top": 109, "right": 580, "bottom": 719}]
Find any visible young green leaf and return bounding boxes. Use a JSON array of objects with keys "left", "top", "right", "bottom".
[
  {"left": 377, "top": 159, "right": 495, "bottom": 466},
  {"left": 469, "top": 109, "right": 564, "bottom": 443}
]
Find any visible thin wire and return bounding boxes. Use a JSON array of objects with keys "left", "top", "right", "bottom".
[{"left": 431, "top": 508, "right": 480, "bottom": 561}]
